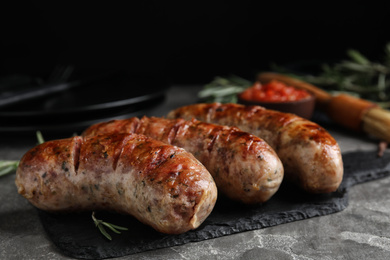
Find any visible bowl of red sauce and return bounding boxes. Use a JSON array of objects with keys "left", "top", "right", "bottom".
[{"left": 238, "top": 80, "right": 316, "bottom": 119}]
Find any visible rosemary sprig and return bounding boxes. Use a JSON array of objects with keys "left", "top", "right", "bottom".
[
  {"left": 198, "top": 75, "right": 252, "bottom": 103},
  {"left": 92, "top": 211, "right": 128, "bottom": 241},
  {"left": 274, "top": 42, "right": 390, "bottom": 108}
]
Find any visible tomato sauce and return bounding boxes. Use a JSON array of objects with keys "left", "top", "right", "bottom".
[{"left": 238, "top": 80, "right": 311, "bottom": 102}]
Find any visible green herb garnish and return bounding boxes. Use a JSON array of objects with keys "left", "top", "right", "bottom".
[
  {"left": 0, "top": 161, "right": 19, "bottom": 177},
  {"left": 36, "top": 130, "right": 45, "bottom": 144},
  {"left": 274, "top": 42, "right": 390, "bottom": 108},
  {"left": 92, "top": 211, "right": 128, "bottom": 241},
  {"left": 198, "top": 75, "right": 252, "bottom": 103}
]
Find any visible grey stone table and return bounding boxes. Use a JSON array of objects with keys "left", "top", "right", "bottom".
[{"left": 1, "top": 85, "right": 390, "bottom": 260}]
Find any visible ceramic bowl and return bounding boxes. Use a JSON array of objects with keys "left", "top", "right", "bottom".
[{"left": 238, "top": 89, "right": 316, "bottom": 119}]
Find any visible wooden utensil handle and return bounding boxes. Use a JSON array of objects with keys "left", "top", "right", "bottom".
[{"left": 327, "top": 94, "right": 378, "bottom": 131}]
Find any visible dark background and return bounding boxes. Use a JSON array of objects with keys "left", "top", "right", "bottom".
[{"left": 1, "top": 2, "right": 390, "bottom": 84}]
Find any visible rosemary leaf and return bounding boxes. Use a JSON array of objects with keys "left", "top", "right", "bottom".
[
  {"left": 92, "top": 211, "right": 127, "bottom": 240},
  {"left": 106, "top": 223, "right": 129, "bottom": 231},
  {"left": 0, "top": 161, "right": 19, "bottom": 177},
  {"left": 97, "top": 224, "right": 112, "bottom": 241},
  {"left": 36, "top": 131, "right": 45, "bottom": 144},
  {"left": 101, "top": 222, "right": 122, "bottom": 234},
  {"left": 347, "top": 49, "right": 370, "bottom": 65}
]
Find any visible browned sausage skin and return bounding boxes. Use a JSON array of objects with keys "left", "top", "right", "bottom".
[
  {"left": 167, "top": 103, "right": 343, "bottom": 193},
  {"left": 15, "top": 133, "right": 217, "bottom": 234},
  {"left": 82, "top": 116, "right": 284, "bottom": 204}
]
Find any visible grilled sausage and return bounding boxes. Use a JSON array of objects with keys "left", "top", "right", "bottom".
[
  {"left": 15, "top": 133, "right": 217, "bottom": 234},
  {"left": 167, "top": 103, "right": 343, "bottom": 193},
  {"left": 82, "top": 116, "right": 284, "bottom": 204}
]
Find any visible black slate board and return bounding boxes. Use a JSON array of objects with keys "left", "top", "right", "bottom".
[{"left": 38, "top": 150, "right": 390, "bottom": 259}]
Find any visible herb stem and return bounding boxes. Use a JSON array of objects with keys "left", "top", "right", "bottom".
[
  {"left": 198, "top": 75, "right": 251, "bottom": 103},
  {"left": 36, "top": 131, "right": 45, "bottom": 144},
  {"left": 0, "top": 161, "right": 19, "bottom": 177},
  {"left": 92, "top": 211, "right": 128, "bottom": 241},
  {"left": 273, "top": 42, "right": 390, "bottom": 109}
]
